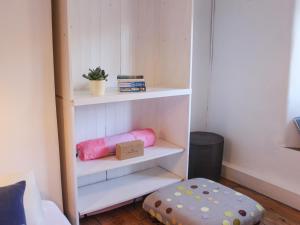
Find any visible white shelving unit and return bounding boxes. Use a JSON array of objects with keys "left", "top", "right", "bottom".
[{"left": 52, "top": 1, "right": 194, "bottom": 224}]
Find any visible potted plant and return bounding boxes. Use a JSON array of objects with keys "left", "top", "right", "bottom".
[{"left": 83, "top": 67, "right": 108, "bottom": 96}]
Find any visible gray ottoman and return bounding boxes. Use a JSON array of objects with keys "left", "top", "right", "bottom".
[{"left": 143, "top": 178, "right": 264, "bottom": 225}]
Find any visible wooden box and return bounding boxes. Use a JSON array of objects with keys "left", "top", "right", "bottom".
[{"left": 116, "top": 140, "right": 144, "bottom": 160}]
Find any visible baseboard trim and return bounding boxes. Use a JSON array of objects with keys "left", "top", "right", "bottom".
[{"left": 222, "top": 161, "right": 300, "bottom": 211}]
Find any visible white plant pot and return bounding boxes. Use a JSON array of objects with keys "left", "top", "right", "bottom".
[{"left": 89, "top": 80, "right": 106, "bottom": 96}]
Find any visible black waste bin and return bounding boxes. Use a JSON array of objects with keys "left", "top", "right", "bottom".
[{"left": 188, "top": 132, "right": 224, "bottom": 181}]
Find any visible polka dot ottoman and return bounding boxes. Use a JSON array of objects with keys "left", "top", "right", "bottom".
[{"left": 143, "top": 178, "right": 264, "bottom": 225}]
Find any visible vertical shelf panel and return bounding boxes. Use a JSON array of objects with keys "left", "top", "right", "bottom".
[{"left": 56, "top": 98, "right": 79, "bottom": 225}]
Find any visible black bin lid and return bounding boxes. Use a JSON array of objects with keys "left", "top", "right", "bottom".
[{"left": 190, "top": 132, "right": 224, "bottom": 146}]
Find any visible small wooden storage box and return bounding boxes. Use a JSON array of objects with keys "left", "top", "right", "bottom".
[{"left": 116, "top": 140, "right": 144, "bottom": 160}]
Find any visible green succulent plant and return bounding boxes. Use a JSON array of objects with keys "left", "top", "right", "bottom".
[{"left": 82, "top": 67, "right": 108, "bottom": 81}]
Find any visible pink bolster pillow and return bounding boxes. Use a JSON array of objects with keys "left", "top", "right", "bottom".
[{"left": 76, "top": 128, "right": 156, "bottom": 161}]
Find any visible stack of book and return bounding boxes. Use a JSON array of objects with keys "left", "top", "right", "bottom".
[{"left": 117, "top": 75, "right": 146, "bottom": 92}]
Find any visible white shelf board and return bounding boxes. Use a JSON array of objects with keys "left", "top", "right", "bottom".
[
  {"left": 77, "top": 139, "right": 184, "bottom": 177},
  {"left": 73, "top": 87, "right": 191, "bottom": 106},
  {"left": 78, "top": 166, "right": 182, "bottom": 215}
]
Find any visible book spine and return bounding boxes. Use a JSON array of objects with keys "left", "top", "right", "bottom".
[
  {"left": 117, "top": 75, "right": 144, "bottom": 79},
  {"left": 119, "top": 87, "right": 146, "bottom": 92},
  {"left": 117, "top": 79, "right": 145, "bottom": 82},
  {"left": 119, "top": 85, "right": 146, "bottom": 88},
  {"left": 118, "top": 82, "right": 146, "bottom": 87}
]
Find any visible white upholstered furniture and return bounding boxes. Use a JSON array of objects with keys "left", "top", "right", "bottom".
[{"left": 43, "top": 201, "right": 71, "bottom": 225}]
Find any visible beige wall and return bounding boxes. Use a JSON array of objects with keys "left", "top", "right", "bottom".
[{"left": 0, "top": 0, "right": 62, "bottom": 208}]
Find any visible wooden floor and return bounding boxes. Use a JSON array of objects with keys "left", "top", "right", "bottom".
[{"left": 80, "top": 178, "right": 300, "bottom": 225}]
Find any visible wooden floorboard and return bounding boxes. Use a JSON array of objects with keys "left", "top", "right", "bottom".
[{"left": 80, "top": 178, "right": 300, "bottom": 225}]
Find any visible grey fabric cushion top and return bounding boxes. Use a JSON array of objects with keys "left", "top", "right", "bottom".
[{"left": 143, "top": 178, "right": 264, "bottom": 225}]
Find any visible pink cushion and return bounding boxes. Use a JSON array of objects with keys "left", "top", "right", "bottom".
[
  {"left": 131, "top": 128, "right": 156, "bottom": 147},
  {"left": 77, "top": 128, "right": 156, "bottom": 161}
]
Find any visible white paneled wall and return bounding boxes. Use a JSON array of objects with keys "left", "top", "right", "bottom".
[
  {"left": 121, "top": 0, "right": 139, "bottom": 75},
  {"left": 121, "top": 0, "right": 160, "bottom": 86},
  {"left": 69, "top": 0, "right": 191, "bottom": 91},
  {"left": 74, "top": 96, "right": 189, "bottom": 149},
  {"left": 74, "top": 99, "right": 161, "bottom": 144},
  {"left": 100, "top": 0, "right": 122, "bottom": 88},
  {"left": 70, "top": 0, "right": 121, "bottom": 89}
]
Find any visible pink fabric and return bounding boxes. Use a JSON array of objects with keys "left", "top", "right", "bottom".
[
  {"left": 77, "top": 128, "right": 156, "bottom": 161},
  {"left": 130, "top": 128, "right": 156, "bottom": 147}
]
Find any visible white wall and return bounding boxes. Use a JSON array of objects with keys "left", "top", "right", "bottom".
[
  {"left": 284, "top": 1, "right": 300, "bottom": 149},
  {"left": 207, "top": 0, "right": 300, "bottom": 209},
  {"left": 0, "top": 0, "right": 62, "bottom": 208},
  {"left": 191, "top": 0, "right": 212, "bottom": 131}
]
